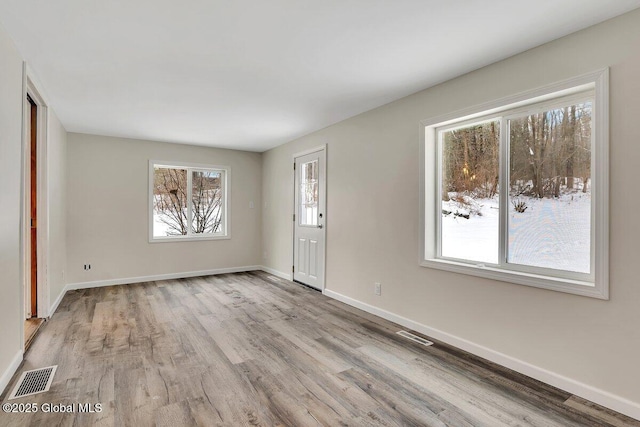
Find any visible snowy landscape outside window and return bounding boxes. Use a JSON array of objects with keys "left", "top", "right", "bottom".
[
  {"left": 150, "top": 162, "right": 228, "bottom": 241},
  {"left": 421, "top": 70, "right": 609, "bottom": 299}
]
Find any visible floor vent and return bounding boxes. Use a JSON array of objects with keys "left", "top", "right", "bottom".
[
  {"left": 397, "top": 330, "right": 434, "bottom": 347},
  {"left": 8, "top": 366, "right": 57, "bottom": 400}
]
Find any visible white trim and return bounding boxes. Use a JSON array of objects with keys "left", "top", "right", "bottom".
[
  {"left": 63, "top": 266, "right": 261, "bottom": 292},
  {"left": 48, "top": 286, "right": 66, "bottom": 318},
  {"left": 151, "top": 235, "right": 231, "bottom": 243},
  {"left": 0, "top": 350, "right": 24, "bottom": 395},
  {"left": 30, "top": 79, "right": 50, "bottom": 319},
  {"left": 592, "top": 68, "right": 609, "bottom": 299},
  {"left": 50, "top": 266, "right": 289, "bottom": 317},
  {"left": 24, "top": 64, "right": 51, "bottom": 105},
  {"left": 420, "top": 69, "right": 609, "bottom": 299},
  {"left": 291, "top": 145, "right": 327, "bottom": 158},
  {"left": 259, "top": 266, "right": 293, "bottom": 281},
  {"left": 420, "top": 259, "right": 605, "bottom": 299},
  {"left": 21, "top": 63, "right": 51, "bottom": 332},
  {"left": 323, "top": 289, "right": 640, "bottom": 421},
  {"left": 420, "top": 70, "right": 603, "bottom": 128}
]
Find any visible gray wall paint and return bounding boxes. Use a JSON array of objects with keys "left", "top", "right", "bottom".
[
  {"left": 262, "top": 10, "right": 640, "bottom": 405},
  {"left": 47, "top": 110, "right": 67, "bottom": 310},
  {"left": 0, "top": 24, "right": 26, "bottom": 388},
  {"left": 65, "top": 133, "right": 262, "bottom": 284},
  {"left": 0, "top": 25, "right": 68, "bottom": 390}
]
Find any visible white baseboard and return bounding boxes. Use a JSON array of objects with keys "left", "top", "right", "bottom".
[
  {"left": 0, "top": 350, "right": 23, "bottom": 396},
  {"left": 48, "top": 286, "right": 66, "bottom": 318},
  {"left": 64, "top": 266, "right": 262, "bottom": 292},
  {"left": 323, "top": 289, "right": 640, "bottom": 421},
  {"left": 259, "top": 266, "right": 292, "bottom": 281},
  {"left": 50, "top": 266, "right": 262, "bottom": 317}
]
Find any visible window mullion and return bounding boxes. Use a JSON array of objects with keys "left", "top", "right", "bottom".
[
  {"left": 186, "top": 169, "right": 193, "bottom": 236},
  {"left": 221, "top": 171, "right": 226, "bottom": 235},
  {"left": 498, "top": 117, "right": 509, "bottom": 267}
]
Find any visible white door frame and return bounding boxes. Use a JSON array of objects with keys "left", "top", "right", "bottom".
[
  {"left": 20, "top": 63, "right": 50, "bottom": 328},
  {"left": 292, "top": 145, "right": 327, "bottom": 291}
]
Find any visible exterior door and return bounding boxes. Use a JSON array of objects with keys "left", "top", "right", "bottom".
[{"left": 293, "top": 148, "right": 326, "bottom": 290}]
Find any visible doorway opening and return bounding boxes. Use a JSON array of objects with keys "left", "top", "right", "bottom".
[
  {"left": 27, "top": 95, "right": 37, "bottom": 318},
  {"left": 25, "top": 94, "right": 44, "bottom": 349},
  {"left": 22, "top": 73, "right": 49, "bottom": 351}
]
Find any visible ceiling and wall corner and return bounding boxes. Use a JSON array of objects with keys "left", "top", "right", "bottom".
[{"left": 0, "top": 1, "right": 639, "bottom": 152}]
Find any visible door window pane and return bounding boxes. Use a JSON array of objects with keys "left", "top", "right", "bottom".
[
  {"left": 191, "top": 170, "right": 223, "bottom": 234},
  {"left": 507, "top": 102, "right": 592, "bottom": 273},
  {"left": 440, "top": 120, "right": 500, "bottom": 264},
  {"left": 299, "top": 160, "right": 318, "bottom": 226}
]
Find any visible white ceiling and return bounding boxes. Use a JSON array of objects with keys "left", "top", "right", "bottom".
[{"left": 1, "top": 1, "right": 639, "bottom": 152}]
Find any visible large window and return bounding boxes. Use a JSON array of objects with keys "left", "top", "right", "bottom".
[
  {"left": 421, "top": 70, "right": 609, "bottom": 298},
  {"left": 149, "top": 161, "right": 229, "bottom": 241}
]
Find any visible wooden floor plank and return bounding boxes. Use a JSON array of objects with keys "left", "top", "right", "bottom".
[{"left": 1, "top": 271, "right": 638, "bottom": 427}]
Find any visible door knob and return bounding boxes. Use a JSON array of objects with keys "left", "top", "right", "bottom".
[{"left": 318, "top": 224, "right": 323, "bottom": 229}]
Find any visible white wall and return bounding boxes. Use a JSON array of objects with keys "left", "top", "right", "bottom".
[
  {"left": 65, "top": 133, "right": 262, "bottom": 285},
  {"left": 0, "top": 24, "right": 26, "bottom": 392},
  {"left": 262, "top": 9, "right": 640, "bottom": 416},
  {"left": 47, "top": 110, "right": 67, "bottom": 312}
]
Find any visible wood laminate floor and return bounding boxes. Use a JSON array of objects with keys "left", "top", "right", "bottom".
[
  {"left": 1, "top": 271, "right": 637, "bottom": 427},
  {"left": 24, "top": 318, "right": 45, "bottom": 351}
]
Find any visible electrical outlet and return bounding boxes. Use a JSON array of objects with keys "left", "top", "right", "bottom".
[
  {"left": 83, "top": 264, "right": 92, "bottom": 271},
  {"left": 374, "top": 282, "right": 381, "bottom": 296}
]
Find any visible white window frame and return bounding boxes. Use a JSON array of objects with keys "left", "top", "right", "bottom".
[
  {"left": 149, "top": 160, "right": 230, "bottom": 242},
  {"left": 419, "top": 69, "right": 609, "bottom": 299}
]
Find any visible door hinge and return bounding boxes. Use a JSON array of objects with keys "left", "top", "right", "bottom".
[
  {"left": 292, "top": 214, "right": 295, "bottom": 222},
  {"left": 293, "top": 162, "right": 296, "bottom": 170},
  {"left": 292, "top": 265, "right": 295, "bottom": 273}
]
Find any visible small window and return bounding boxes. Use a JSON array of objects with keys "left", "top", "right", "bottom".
[
  {"left": 150, "top": 161, "right": 229, "bottom": 241},
  {"left": 299, "top": 159, "right": 319, "bottom": 226},
  {"left": 421, "top": 70, "right": 609, "bottom": 299}
]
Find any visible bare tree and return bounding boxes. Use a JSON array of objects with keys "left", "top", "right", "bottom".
[
  {"left": 153, "top": 168, "right": 188, "bottom": 235},
  {"left": 191, "top": 171, "right": 223, "bottom": 233},
  {"left": 441, "top": 101, "right": 592, "bottom": 219},
  {"left": 153, "top": 168, "right": 223, "bottom": 236}
]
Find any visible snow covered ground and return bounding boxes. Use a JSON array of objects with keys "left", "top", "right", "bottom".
[
  {"left": 153, "top": 207, "right": 223, "bottom": 237},
  {"left": 441, "top": 191, "right": 590, "bottom": 273},
  {"left": 153, "top": 214, "right": 174, "bottom": 237}
]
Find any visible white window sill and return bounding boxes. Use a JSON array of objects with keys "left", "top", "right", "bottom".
[
  {"left": 150, "top": 235, "right": 230, "bottom": 243},
  {"left": 420, "top": 258, "right": 607, "bottom": 300}
]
